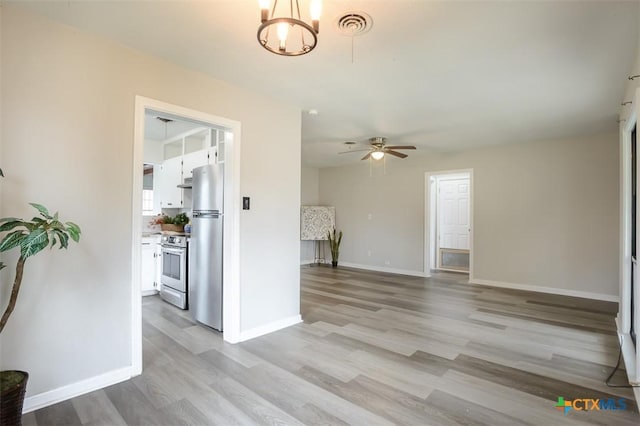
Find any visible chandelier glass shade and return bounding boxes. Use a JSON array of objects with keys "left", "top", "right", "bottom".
[{"left": 258, "top": 0, "right": 321, "bottom": 56}]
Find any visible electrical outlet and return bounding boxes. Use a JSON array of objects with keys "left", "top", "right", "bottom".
[
  {"left": 367, "top": 213, "right": 372, "bottom": 220},
  {"left": 367, "top": 250, "right": 371, "bottom": 257},
  {"left": 385, "top": 260, "right": 390, "bottom": 265}
]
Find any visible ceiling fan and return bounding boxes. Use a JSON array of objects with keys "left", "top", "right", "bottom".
[{"left": 339, "top": 137, "right": 416, "bottom": 160}]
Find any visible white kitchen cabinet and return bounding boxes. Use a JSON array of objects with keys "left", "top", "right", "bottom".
[
  {"left": 207, "top": 129, "right": 224, "bottom": 165},
  {"left": 141, "top": 237, "right": 160, "bottom": 296},
  {"left": 182, "top": 149, "right": 209, "bottom": 179},
  {"left": 155, "top": 242, "right": 162, "bottom": 292},
  {"left": 157, "top": 156, "right": 183, "bottom": 208},
  {"left": 207, "top": 146, "right": 217, "bottom": 165},
  {"left": 216, "top": 129, "right": 225, "bottom": 164},
  {"left": 154, "top": 127, "right": 225, "bottom": 207}
]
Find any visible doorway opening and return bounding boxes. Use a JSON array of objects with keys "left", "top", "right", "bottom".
[
  {"left": 131, "top": 96, "right": 242, "bottom": 376},
  {"left": 424, "top": 170, "right": 473, "bottom": 276}
]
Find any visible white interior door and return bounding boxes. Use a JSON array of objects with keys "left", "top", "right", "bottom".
[{"left": 438, "top": 178, "right": 470, "bottom": 250}]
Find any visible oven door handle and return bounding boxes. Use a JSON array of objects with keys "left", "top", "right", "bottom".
[{"left": 161, "top": 247, "right": 186, "bottom": 255}]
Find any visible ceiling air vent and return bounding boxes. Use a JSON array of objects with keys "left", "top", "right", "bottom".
[{"left": 334, "top": 12, "right": 373, "bottom": 37}]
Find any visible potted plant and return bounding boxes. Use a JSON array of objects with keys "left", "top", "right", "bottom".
[
  {"left": 151, "top": 212, "right": 189, "bottom": 232},
  {"left": 0, "top": 167, "right": 81, "bottom": 425},
  {"left": 327, "top": 228, "right": 343, "bottom": 268}
]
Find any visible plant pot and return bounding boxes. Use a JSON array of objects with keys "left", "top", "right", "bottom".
[
  {"left": 331, "top": 261, "right": 338, "bottom": 268},
  {"left": 161, "top": 224, "right": 184, "bottom": 233},
  {"left": 1, "top": 370, "right": 28, "bottom": 426}
]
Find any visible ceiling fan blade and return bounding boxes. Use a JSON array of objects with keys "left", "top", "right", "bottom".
[
  {"left": 385, "top": 145, "right": 416, "bottom": 150},
  {"left": 338, "top": 149, "right": 371, "bottom": 154},
  {"left": 385, "top": 150, "right": 408, "bottom": 158},
  {"left": 361, "top": 152, "right": 372, "bottom": 160}
]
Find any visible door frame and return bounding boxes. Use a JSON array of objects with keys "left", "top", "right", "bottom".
[
  {"left": 424, "top": 169, "right": 474, "bottom": 277},
  {"left": 619, "top": 88, "right": 640, "bottom": 385},
  {"left": 131, "top": 96, "right": 242, "bottom": 376}
]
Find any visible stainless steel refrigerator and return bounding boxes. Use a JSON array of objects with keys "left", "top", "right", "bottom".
[{"left": 189, "top": 164, "right": 223, "bottom": 331}]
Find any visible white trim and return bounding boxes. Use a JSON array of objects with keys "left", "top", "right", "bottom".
[
  {"left": 141, "top": 290, "right": 158, "bottom": 297},
  {"left": 131, "top": 97, "right": 145, "bottom": 376},
  {"left": 237, "top": 315, "right": 302, "bottom": 342},
  {"left": 619, "top": 332, "right": 640, "bottom": 406},
  {"left": 437, "top": 266, "right": 470, "bottom": 274},
  {"left": 222, "top": 127, "right": 242, "bottom": 344},
  {"left": 469, "top": 278, "right": 619, "bottom": 302},
  {"left": 23, "top": 367, "right": 132, "bottom": 414},
  {"left": 133, "top": 96, "right": 242, "bottom": 354},
  {"left": 619, "top": 100, "right": 636, "bottom": 342},
  {"left": 616, "top": 323, "right": 640, "bottom": 406},
  {"left": 424, "top": 169, "right": 474, "bottom": 279},
  {"left": 620, "top": 333, "right": 640, "bottom": 384},
  {"left": 339, "top": 261, "right": 429, "bottom": 278},
  {"left": 300, "top": 259, "right": 315, "bottom": 265},
  {"left": 618, "top": 88, "right": 640, "bottom": 385}
]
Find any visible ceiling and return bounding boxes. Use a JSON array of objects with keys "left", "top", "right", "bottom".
[
  {"left": 144, "top": 112, "right": 206, "bottom": 141},
  {"left": 14, "top": 1, "right": 639, "bottom": 167}
]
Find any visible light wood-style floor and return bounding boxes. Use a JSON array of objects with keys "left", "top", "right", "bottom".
[{"left": 25, "top": 266, "right": 639, "bottom": 425}]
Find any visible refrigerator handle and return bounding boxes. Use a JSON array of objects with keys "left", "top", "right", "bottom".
[
  {"left": 194, "top": 214, "right": 223, "bottom": 219},
  {"left": 193, "top": 211, "right": 223, "bottom": 218}
]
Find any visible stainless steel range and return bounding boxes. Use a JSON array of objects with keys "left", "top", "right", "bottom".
[{"left": 160, "top": 234, "right": 188, "bottom": 309}]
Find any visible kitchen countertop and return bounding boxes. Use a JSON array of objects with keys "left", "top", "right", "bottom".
[
  {"left": 142, "top": 232, "right": 190, "bottom": 238},
  {"left": 142, "top": 232, "right": 162, "bottom": 238}
]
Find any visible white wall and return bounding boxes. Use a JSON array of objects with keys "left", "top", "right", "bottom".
[
  {"left": 620, "top": 3, "right": 640, "bottom": 119},
  {"left": 300, "top": 166, "right": 320, "bottom": 263},
  {"left": 319, "top": 132, "right": 619, "bottom": 298},
  {"left": 0, "top": 5, "right": 300, "bottom": 399},
  {"left": 143, "top": 138, "right": 163, "bottom": 164}
]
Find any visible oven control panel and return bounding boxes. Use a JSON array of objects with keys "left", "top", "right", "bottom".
[{"left": 161, "top": 235, "right": 187, "bottom": 248}]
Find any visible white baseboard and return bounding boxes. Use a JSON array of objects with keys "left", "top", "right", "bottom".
[
  {"left": 237, "top": 314, "right": 302, "bottom": 342},
  {"left": 300, "top": 259, "right": 315, "bottom": 265},
  {"left": 339, "top": 261, "right": 429, "bottom": 278},
  {"left": 23, "top": 366, "right": 132, "bottom": 414},
  {"left": 141, "top": 290, "right": 158, "bottom": 297},
  {"left": 469, "top": 278, "right": 619, "bottom": 302},
  {"left": 617, "top": 331, "right": 640, "bottom": 407}
]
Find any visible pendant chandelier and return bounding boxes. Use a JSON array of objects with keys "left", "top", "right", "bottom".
[{"left": 258, "top": 0, "right": 322, "bottom": 56}]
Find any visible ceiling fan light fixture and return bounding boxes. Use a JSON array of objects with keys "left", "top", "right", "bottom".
[
  {"left": 371, "top": 150, "right": 385, "bottom": 160},
  {"left": 258, "top": 0, "right": 321, "bottom": 56}
]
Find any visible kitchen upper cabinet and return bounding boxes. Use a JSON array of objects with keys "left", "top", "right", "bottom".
[
  {"left": 141, "top": 237, "right": 160, "bottom": 295},
  {"left": 157, "top": 156, "right": 183, "bottom": 208},
  {"left": 183, "top": 149, "right": 209, "bottom": 179},
  {"left": 206, "top": 129, "right": 224, "bottom": 165},
  {"left": 152, "top": 127, "right": 226, "bottom": 207},
  {"left": 215, "top": 129, "right": 225, "bottom": 164},
  {"left": 207, "top": 146, "right": 218, "bottom": 165}
]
